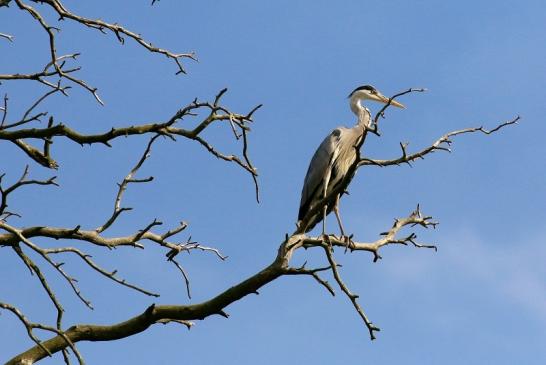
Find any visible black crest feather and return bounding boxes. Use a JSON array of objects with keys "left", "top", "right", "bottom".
[{"left": 348, "top": 85, "right": 377, "bottom": 98}]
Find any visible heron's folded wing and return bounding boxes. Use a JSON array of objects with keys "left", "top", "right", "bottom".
[{"left": 298, "top": 128, "right": 344, "bottom": 221}]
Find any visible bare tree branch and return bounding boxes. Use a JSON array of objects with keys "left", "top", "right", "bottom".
[
  {"left": 2, "top": 222, "right": 94, "bottom": 309},
  {"left": 10, "top": 242, "right": 65, "bottom": 331},
  {"left": 169, "top": 256, "right": 192, "bottom": 299},
  {"left": 0, "top": 56, "right": 81, "bottom": 93},
  {"left": 0, "top": 301, "right": 83, "bottom": 364},
  {"left": 12, "top": 0, "right": 103, "bottom": 104},
  {"left": 2, "top": 0, "right": 195, "bottom": 106},
  {"left": 96, "top": 135, "right": 159, "bottom": 233},
  {"left": 0, "top": 85, "right": 68, "bottom": 131},
  {"left": 302, "top": 205, "right": 438, "bottom": 262},
  {"left": 0, "top": 90, "right": 260, "bottom": 192},
  {"left": 45, "top": 245, "right": 159, "bottom": 297},
  {"left": 156, "top": 319, "right": 194, "bottom": 329},
  {"left": 165, "top": 237, "right": 227, "bottom": 261},
  {"left": 368, "top": 88, "right": 427, "bottom": 134},
  {"left": 0, "top": 32, "right": 14, "bottom": 41},
  {"left": 0, "top": 142, "right": 225, "bottom": 337},
  {"left": 0, "top": 165, "right": 58, "bottom": 218},
  {"left": 1, "top": 93, "right": 8, "bottom": 128},
  {"left": 11, "top": 138, "right": 59, "bottom": 168},
  {"left": 322, "top": 243, "right": 380, "bottom": 339},
  {"left": 283, "top": 262, "right": 335, "bottom": 296},
  {"left": 359, "top": 116, "right": 520, "bottom": 168},
  {"left": 40, "top": 0, "right": 196, "bottom": 75}
]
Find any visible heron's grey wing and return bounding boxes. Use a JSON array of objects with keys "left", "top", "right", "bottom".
[
  {"left": 327, "top": 126, "right": 363, "bottom": 192},
  {"left": 298, "top": 128, "right": 344, "bottom": 221}
]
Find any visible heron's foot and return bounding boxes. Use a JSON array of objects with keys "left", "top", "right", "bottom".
[
  {"left": 321, "top": 233, "right": 333, "bottom": 251},
  {"left": 341, "top": 234, "right": 355, "bottom": 253}
]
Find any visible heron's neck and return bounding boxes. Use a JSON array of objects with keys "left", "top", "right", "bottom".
[{"left": 350, "top": 97, "right": 371, "bottom": 127}]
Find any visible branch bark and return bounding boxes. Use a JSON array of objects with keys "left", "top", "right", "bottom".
[{"left": 5, "top": 201, "right": 442, "bottom": 364}]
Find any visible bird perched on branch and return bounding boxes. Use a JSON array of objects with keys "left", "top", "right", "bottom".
[{"left": 297, "top": 85, "right": 404, "bottom": 237}]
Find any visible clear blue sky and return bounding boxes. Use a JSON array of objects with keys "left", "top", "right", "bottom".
[{"left": 1, "top": 0, "right": 545, "bottom": 363}]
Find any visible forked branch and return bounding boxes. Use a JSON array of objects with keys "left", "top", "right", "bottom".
[
  {"left": 40, "top": 0, "right": 196, "bottom": 75},
  {"left": 359, "top": 116, "right": 520, "bottom": 167},
  {"left": 96, "top": 135, "right": 160, "bottom": 234},
  {"left": 0, "top": 89, "right": 261, "bottom": 198},
  {"left": 1, "top": 0, "right": 195, "bottom": 103}
]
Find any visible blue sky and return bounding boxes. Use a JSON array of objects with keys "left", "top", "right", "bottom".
[{"left": 1, "top": 0, "right": 545, "bottom": 363}]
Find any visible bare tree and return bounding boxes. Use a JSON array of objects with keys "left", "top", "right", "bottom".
[{"left": 0, "top": 1, "right": 519, "bottom": 364}]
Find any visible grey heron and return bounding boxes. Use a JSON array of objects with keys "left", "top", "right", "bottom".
[{"left": 297, "top": 85, "right": 404, "bottom": 237}]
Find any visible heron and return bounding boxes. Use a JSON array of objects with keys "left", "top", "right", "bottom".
[{"left": 297, "top": 85, "right": 404, "bottom": 239}]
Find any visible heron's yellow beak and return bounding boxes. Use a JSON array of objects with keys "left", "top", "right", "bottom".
[{"left": 378, "top": 94, "right": 405, "bottom": 109}]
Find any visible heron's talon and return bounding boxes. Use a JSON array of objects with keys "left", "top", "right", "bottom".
[
  {"left": 342, "top": 234, "right": 355, "bottom": 253},
  {"left": 321, "top": 234, "right": 333, "bottom": 251}
]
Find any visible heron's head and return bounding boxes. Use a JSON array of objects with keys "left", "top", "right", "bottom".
[{"left": 348, "top": 85, "right": 405, "bottom": 109}]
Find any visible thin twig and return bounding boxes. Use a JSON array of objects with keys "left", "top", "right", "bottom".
[
  {"left": 0, "top": 32, "right": 14, "bottom": 41},
  {"left": 284, "top": 262, "right": 335, "bottom": 296},
  {"left": 96, "top": 135, "right": 159, "bottom": 233},
  {"left": 1, "top": 94, "right": 8, "bottom": 127},
  {"left": 321, "top": 244, "right": 380, "bottom": 340}
]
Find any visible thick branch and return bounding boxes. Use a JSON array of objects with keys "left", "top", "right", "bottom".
[
  {"left": 0, "top": 301, "right": 83, "bottom": 364},
  {"left": 0, "top": 90, "right": 260, "bottom": 189},
  {"left": 6, "top": 247, "right": 291, "bottom": 364}
]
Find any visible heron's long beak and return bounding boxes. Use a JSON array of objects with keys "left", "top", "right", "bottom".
[{"left": 378, "top": 94, "right": 405, "bottom": 109}]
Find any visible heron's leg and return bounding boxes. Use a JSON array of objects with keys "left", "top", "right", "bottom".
[
  {"left": 320, "top": 185, "right": 332, "bottom": 247},
  {"left": 321, "top": 203, "right": 332, "bottom": 248},
  {"left": 333, "top": 194, "right": 346, "bottom": 236},
  {"left": 333, "top": 194, "right": 353, "bottom": 251},
  {"left": 322, "top": 204, "right": 327, "bottom": 236},
  {"left": 333, "top": 198, "right": 346, "bottom": 237}
]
